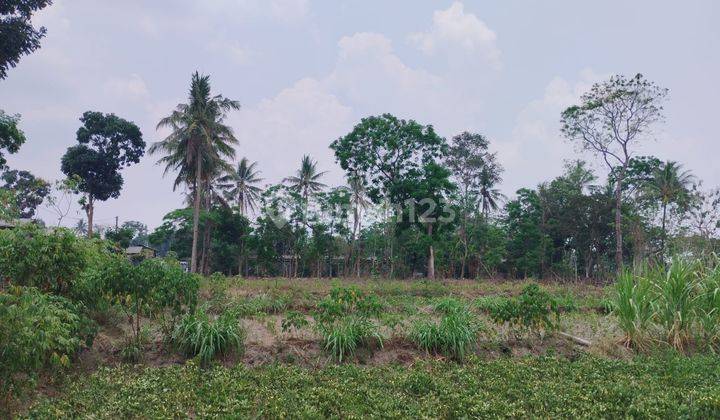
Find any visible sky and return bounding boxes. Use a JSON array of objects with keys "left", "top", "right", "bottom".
[{"left": 2, "top": 0, "right": 719, "bottom": 230}]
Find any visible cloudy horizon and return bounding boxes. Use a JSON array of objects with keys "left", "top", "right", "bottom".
[{"left": 2, "top": 0, "right": 718, "bottom": 230}]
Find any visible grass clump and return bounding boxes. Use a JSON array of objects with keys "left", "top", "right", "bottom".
[
  {"left": 172, "top": 306, "right": 245, "bottom": 366},
  {"left": 319, "top": 316, "right": 383, "bottom": 362},
  {"left": 410, "top": 307, "right": 480, "bottom": 361},
  {"left": 611, "top": 257, "right": 720, "bottom": 352}
]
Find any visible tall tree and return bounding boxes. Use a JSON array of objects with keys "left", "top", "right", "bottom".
[
  {"left": 561, "top": 73, "right": 668, "bottom": 269},
  {"left": 0, "top": 169, "right": 49, "bottom": 218},
  {"left": 445, "top": 132, "right": 503, "bottom": 277},
  {"left": 642, "top": 161, "right": 695, "bottom": 255},
  {"left": 0, "top": 0, "right": 52, "bottom": 79},
  {"left": 348, "top": 175, "right": 369, "bottom": 276},
  {"left": 284, "top": 154, "right": 327, "bottom": 203},
  {"left": 0, "top": 110, "right": 26, "bottom": 168},
  {"left": 61, "top": 111, "right": 145, "bottom": 238},
  {"left": 150, "top": 72, "right": 240, "bottom": 273},
  {"left": 331, "top": 114, "right": 447, "bottom": 277},
  {"left": 220, "top": 157, "right": 263, "bottom": 216}
]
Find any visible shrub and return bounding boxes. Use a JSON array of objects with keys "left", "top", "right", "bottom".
[
  {"left": 489, "top": 283, "right": 560, "bottom": 335},
  {"left": 98, "top": 256, "right": 199, "bottom": 354},
  {"left": 410, "top": 308, "right": 480, "bottom": 361},
  {"left": 172, "top": 306, "right": 245, "bottom": 367},
  {"left": 696, "top": 264, "right": 720, "bottom": 351},
  {"left": 319, "top": 316, "right": 383, "bottom": 362},
  {"left": 0, "top": 225, "right": 90, "bottom": 294},
  {"left": 314, "top": 286, "right": 384, "bottom": 322},
  {"left": 0, "top": 287, "right": 95, "bottom": 399},
  {"left": 281, "top": 311, "right": 309, "bottom": 335}
]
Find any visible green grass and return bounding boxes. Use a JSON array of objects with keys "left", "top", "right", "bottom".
[
  {"left": 25, "top": 355, "right": 720, "bottom": 418},
  {"left": 171, "top": 307, "right": 245, "bottom": 366}
]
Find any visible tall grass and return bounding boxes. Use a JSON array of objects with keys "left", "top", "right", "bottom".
[
  {"left": 410, "top": 308, "right": 480, "bottom": 361},
  {"left": 612, "top": 269, "right": 654, "bottom": 350},
  {"left": 651, "top": 259, "right": 697, "bottom": 351},
  {"left": 319, "top": 316, "right": 383, "bottom": 362},
  {"left": 612, "top": 256, "right": 720, "bottom": 353}
]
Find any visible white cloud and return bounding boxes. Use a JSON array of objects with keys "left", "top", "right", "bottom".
[
  {"left": 206, "top": 39, "right": 255, "bottom": 64},
  {"left": 233, "top": 78, "right": 353, "bottom": 186},
  {"left": 498, "top": 69, "right": 604, "bottom": 193},
  {"left": 409, "top": 2, "right": 501, "bottom": 69},
  {"left": 103, "top": 74, "right": 149, "bottom": 99}
]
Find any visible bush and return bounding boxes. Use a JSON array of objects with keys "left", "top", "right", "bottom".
[
  {"left": 319, "top": 316, "right": 383, "bottom": 362},
  {"left": 172, "top": 307, "right": 245, "bottom": 367},
  {"left": 314, "top": 286, "right": 384, "bottom": 322},
  {"left": 281, "top": 311, "right": 309, "bottom": 335},
  {"left": 0, "top": 225, "right": 90, "bottom": 294},
  {"left": 410, "top": 308, "right": 480, "bottom": 361},
  {"left": 0, "top": 287, "right": 95, "bottom": 399},
  {"left": 489, "top": 283, "right": 560, "bottom": 335}
]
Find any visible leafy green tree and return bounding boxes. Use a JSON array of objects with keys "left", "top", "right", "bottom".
[
  {"left": 150, "top": 72, "right": 240, "bottom": 273},
  {"left": 505, "top": 188, "right": 550, "bottom": 278},
  {"left": 395, "top": 162, "right": 456, "bottom": 278},
  {"left": 0, "top": 0, "right": 53, "bottom": 79},
  {"left": 61, "top": 111, "right": 145, "bottom": 238},
  {"left": 219, "top": 157, "right": 263, "bottom": 216},
  {"left": 1, "top": 169, "right": 50, "bottom": 218},
  {"left": 561, "top": 74, "right": 668, "bottom": 270},
  {"left": 332, "top": 114, "right": 446, "bottom": 277},
  {"left": 0, "top": 110, "right": 26, "bottom": 168}
]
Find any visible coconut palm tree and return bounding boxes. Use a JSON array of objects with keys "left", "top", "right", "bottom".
[
  {"left": 149, "top": 72, "right": 240, "bottom": 273},
  {"left": 219, "top": 157, "right": 263, "bottom": 216},
  {"left": 642, "top": 161, "right": 695, "bottom": 254},
  {"left": 478, "top": 158, "right": 504, "bottom": 215},
  {"left": 348, "top": 175, "right": 369, "bottom": 277},
  {"left": 285, "top": 155, "right": 327, "bottom": 202}
]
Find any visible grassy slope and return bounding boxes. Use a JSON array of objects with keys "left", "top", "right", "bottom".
[{"left": 26, "top": 355, "right": 720, "bottom": 418}]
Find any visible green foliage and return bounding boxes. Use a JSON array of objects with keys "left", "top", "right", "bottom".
[
  {"left": 25, "top": 356, "right": 720, "bottom": 418},
  {"left": 0, "top": 169, "right": 50, "bottom": 218},
  {"left": 314, "top": 286, "right": 384, "bottom": 322},
  {"left": 489, "top": 283, "right": 561, "bottom": 334},
  {"left": 474, "top": 295, "right": 508, "bottom": 313},
  {"left": 0, "top": 224, "right": 89, "bottom": 294},
  {"left": 172, "top": 307, "right": 245, "bottom": 367},
  {"left": 319, "top": 316, "right": 383, "bottom": 362},
  {"left": 612, "top": 258, "right": 720, "bottom": 352},
  {"left": 433, "top": 296, "right": 465, "bottom": 315},
  {"left": 410, "top": 307, "right": 480, "bottom": 361},
  {"left": 0, "top": 110, "right": 27, "bottom": 167},
  {"left": 612, "top": 269, "right": 655, "bottom": 350},
  {"left": 281, "top": 311, "right": 309, "bottom": 334},
  {"left": 0, "top": 286, "right": 95, "bottom": 398}
]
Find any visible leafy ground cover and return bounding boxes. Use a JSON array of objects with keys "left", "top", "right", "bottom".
[{"left": 25, "top": 355, "right": 720, "bottom": 418}]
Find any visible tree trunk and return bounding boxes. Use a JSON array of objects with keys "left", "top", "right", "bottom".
[
  {"left": 614, "top": 172, "right": 624, "bottom": 270},
  {"left": 427, "top": 224, "right": 435, "bottom": 279},
  {"left": 660, "top": 201, "right": 668, "bottom": 256},
  {"left": 191, "top": 157, "right": 202, "bottom": 273},
  {"left": 86, "top": 195, "right": 94, "bottom": 238}
]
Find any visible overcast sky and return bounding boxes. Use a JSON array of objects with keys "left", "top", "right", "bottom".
[{"left": 2, "top": 0, "right": 718, "bottom": 229}]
